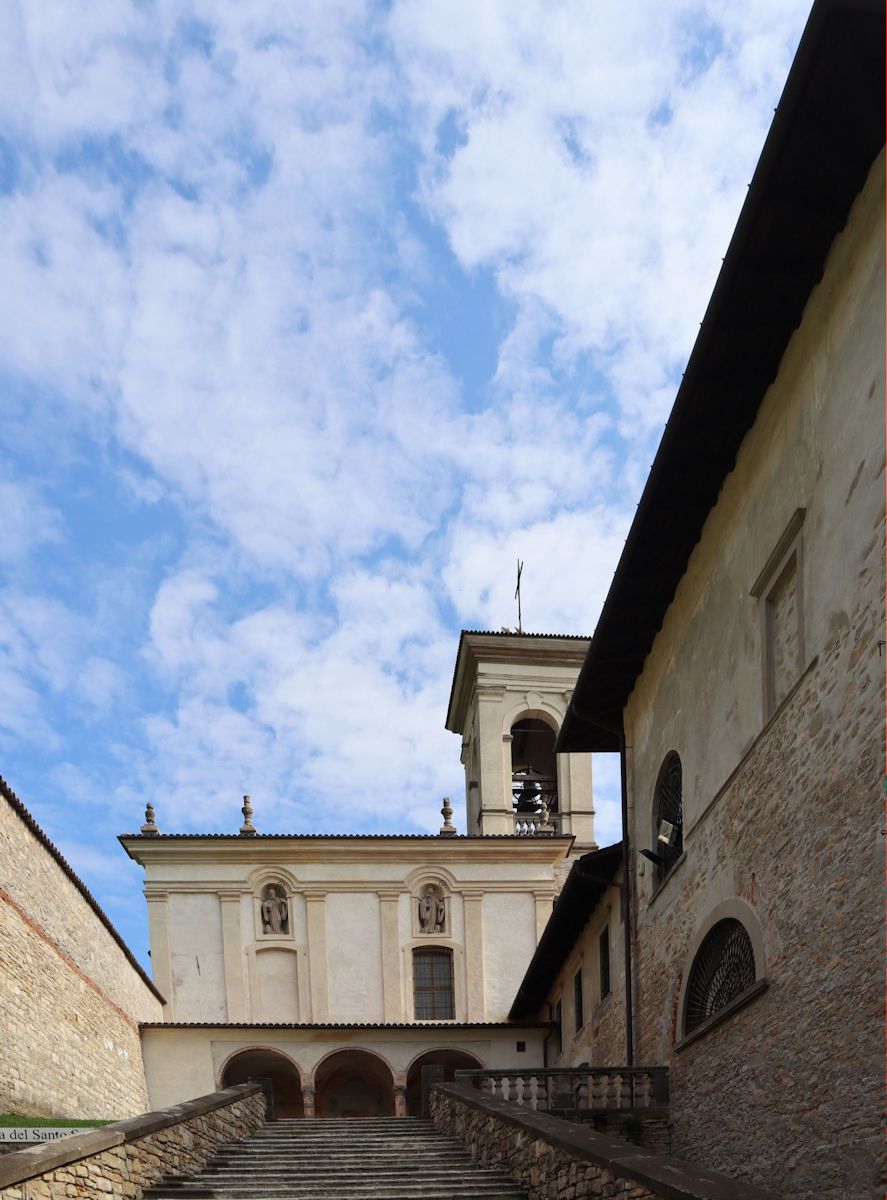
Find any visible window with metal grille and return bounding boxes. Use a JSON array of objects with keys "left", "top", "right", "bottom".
[
  {"left": 598, "top": 926, "right": 611, "bottom": 1001},
  {"left": 652, "top": 752, "right": 683, "bottom": 884},
  {"left": 684, "top": 919, "right": 756, "bottom": 1035},
  {"left": 573, "top": 968, "right": 584, "bottom": 1032},
  {"left": 412, "top": 948, "right": 455, "bottom": 1020}
]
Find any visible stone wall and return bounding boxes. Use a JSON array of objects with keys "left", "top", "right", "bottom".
[
  {"left": 0, "top": 781, "right": 163, "bottom": 1118},
  {"left": 431, "top": 1083, "right": 776, "bottom": 1200},
  {"left": 0, "top": 1084, "right": 265, "bottom": 1200},
  {"left": 623, "top": 153, "right": 885, "bottom": 1198}
]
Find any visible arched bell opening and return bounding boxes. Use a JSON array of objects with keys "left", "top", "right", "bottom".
[
  {"left": 313, "top": 1049, "right": 395, "bottom": 1119},
  {"left": 220, "top": 1048, "right": 304, "bottom": 1118},
  {"left": 404, "top": 1048, "right": 484, "bottom": 1117},
  {"left": 510, "top": 716, "right": 558, "bottom": 828}
]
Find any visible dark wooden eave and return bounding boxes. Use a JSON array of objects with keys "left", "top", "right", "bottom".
[
  {"left": 508, "top": 842, "right": 623, "bottom": 1020},
  {"left": 557, "top": 0, "right": 885, "bottom": 754}
]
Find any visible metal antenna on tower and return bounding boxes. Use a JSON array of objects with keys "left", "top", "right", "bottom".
[{"left": 514, "top": 559, "right": 524, "bottom": 633}]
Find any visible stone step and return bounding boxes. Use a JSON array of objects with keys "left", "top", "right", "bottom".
[
  {"left": 146, "top": 1117, "right": 527, "bottom": 1200},
  {"left": 146, "top": 1182, "right": 526, "bottom": 1196}
]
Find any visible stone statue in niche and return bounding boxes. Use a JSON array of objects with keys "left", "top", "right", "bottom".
[
  {"left": 260, "top": 883, "right": 289, "bottom": 935},
  {"left": 418, "top": 885, "right": 446, "bottom": 934}
]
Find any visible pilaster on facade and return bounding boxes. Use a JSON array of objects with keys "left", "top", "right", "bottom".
[
  {"left": 219, "top": 891, "right": 246, "bottom": 1023},
  {"left": 462, "top": 891, "right": 486, "bottom": 1021},
  {"left": 305, "top": 891, "right": 330, "bottom": 1022},
  {"left": 145, "top": 893, "right": 174, "bottom": 1021},
  {"left": 378, "top": 889, "right": 404, "bottom": 1022}
]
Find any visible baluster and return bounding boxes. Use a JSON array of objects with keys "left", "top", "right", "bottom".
[
  {"left": 619, "top": 1073, "right": 632, "bottom": 1108},
  {"left": 528, "top": 1076, "right": 539, "bottom": 1111},
  {"left": 591, "top": 1072, "right": 606, "bottom": 1108},
  {"left": 605, "top": 1071, "right": 620, "bottom": 1109},
  {"left": 485, "top": 1075, "right": 496, "bottom": 1096},
  {"left": 577, "top": 1071, "right": 589, "bottom": 1108},
  {"left": 516, "top": 1075, "right": 528, "bottom": 1106},
  {"left": 500, "top": 1075, "right": 510, "bottom": 1101}
]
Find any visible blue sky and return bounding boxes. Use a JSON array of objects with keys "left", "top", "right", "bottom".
[{"left": 0, "top": 0, "right": 812, "bottom": 967}]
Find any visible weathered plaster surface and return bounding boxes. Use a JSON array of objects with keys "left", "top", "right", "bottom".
[{"left": 624, "top": 152, "right": 885, "bottom": 1199}]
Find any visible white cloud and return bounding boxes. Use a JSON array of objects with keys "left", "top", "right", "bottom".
[{"left": 0, "top": 0, "right": 813, "bottom": 884}]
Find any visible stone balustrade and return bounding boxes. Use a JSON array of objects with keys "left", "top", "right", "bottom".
[
  {"left": 0, "top": 1083, "right": 266, "bottom": 1200},
  {"left": 431, "top": 1082, "right": 778, "bottom": 1200},
  {"left": 454, "top": 1066, "right": 669, "bottom": 1114}
]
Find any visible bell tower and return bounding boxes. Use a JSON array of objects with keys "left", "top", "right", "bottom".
[{"left": 445, "top": 631, "right": 596, "bottom": 845}]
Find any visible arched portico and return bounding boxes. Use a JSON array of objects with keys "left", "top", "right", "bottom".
[
  {"left": 313, "top": 1048, "right": 395, "bottom": 1118},
  {"left": 404, "top": 1048, "right": 484, "bottom": 1116},
  {"left": 220, "top": 1047, "right": 304, "bottom": 1118}
]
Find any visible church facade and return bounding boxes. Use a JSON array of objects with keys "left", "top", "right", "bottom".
[{"left": 122, "top": 633, "right": 597, "bottom": 1117}]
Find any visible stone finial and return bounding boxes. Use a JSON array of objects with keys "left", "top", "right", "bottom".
[
  {"left": 439, "top": 796, "right": 456, "bottom": 837},
  {"left": 240, "top": 794, "right": 257, "bottom": 836},
  {"left": 536, "top": 799, "right": 555, "bottom": 836},
  {"left": 140, "top": 803, "right": 159, "bottom": 836}
]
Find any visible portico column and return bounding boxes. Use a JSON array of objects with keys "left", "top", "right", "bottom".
[
  {"left": 301, "top": 1084, "right": 315, "bottom": 1118},
  {"left": 394, "top": 1083, "right": 407, "bottom": 1117},
  {"left": 305, "top": 891, "right": 330, "bottom": 1022}
]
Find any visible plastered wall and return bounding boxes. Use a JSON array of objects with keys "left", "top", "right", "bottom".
[{"left": 624, "top": 152, "right": 885, "bottom": 1199}]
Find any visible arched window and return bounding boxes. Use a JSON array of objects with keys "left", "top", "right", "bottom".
[
  {"left": 510, "top": 717, "right": 558, "bottom": 830},
  {"left": 684, "top": 918, "right": 757, "bottom": 1035},
  {"left": 652, "top": 751, "right": 683, "bottom": 883},
  {"left": 413, "top": 948, "right": 455, "bottom": 1020}
]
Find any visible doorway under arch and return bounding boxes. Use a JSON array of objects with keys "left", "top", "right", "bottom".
[
  {"left": 220, "top": 1048, "right": 304, "bottom": 1118},
  {"left": 405, "top": 1048, "right": 484, "bottom": 1116},
  {"left": 314, "top": 1049, "right": 395, "bottom": 1118}
]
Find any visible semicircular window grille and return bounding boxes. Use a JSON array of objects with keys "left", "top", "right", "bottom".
[
  {"left": 684, "top": 918, "right": 756, "bottom": 1034},
  {"left": 653, "top": 752, "right": 683, "bottom": 883}
]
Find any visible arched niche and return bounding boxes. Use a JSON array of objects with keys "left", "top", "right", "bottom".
[
  {"left": 313, "top": 1048, "right": 395, "bottom": 1118},
  {"left": 405, "top": 1048, "right": 484, "bottom": 1117},
  {"left": 220, "top": 1047, "right": 304, "bottom": 1118},
  {"left": 413, "top": 879, "right": 449, "bottom": 937}
]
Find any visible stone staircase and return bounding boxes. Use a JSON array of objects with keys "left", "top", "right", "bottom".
[{"left": 145, "top": 1116, "right": 527, "bottom": 1200}]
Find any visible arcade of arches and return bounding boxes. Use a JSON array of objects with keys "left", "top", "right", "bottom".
[{"left": 220, "top": 1046, "right": 484, "bottom": 1119}]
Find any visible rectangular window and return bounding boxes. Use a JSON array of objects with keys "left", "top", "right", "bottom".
[
  {"left": 413, "top": 949, "right": 455, "bottom": 1020},
  {"left": 573, "top": 968, "right": 584, "bottom": 1032},
  {"left": 751, "top": 509, "right": 806, "bottom": 719},
  {"left": 599, "top": 927, "right": 611, "bottom": 1001},
  {"left": 552, "top": 998, "right": 563, "bottom": 1059}
]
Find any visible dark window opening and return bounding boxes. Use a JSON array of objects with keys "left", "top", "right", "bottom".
[
  {"left": 684, "top": 919, "right": 756, "bottom": 1034},
  {"left": 599, "top": 927, "right": 611, "bottom": 1001},
  {"left": 653, "top": 752, "right": 684, "bottom": 884},
  {"left": 551, "top": 999, "right": 563, "bottom": 1060},
  {"left": 573, "top": 968, "right": 584, "bottom": 1032},
  {"left": 413, "top": 948, "right": 455, "bottom": 1020},
  {"left": 516, "top": 1041, "right": 526, "bottom": 1052},
  {"left": 511, "top": 718, "right": 558, "bottom": 829}
]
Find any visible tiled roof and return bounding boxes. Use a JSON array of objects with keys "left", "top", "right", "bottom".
[
  {"left": 558, "top": 0, "right": 885, "bottom": 752},
  {"left": 460, "top": 630, "right": 593, "bottom": 640},
  {"left": 140, "top": 1020, "right": 550, "bottom": 1030},
  {"left": 0, "top": 773, "right": 164, "bottom": 1002},
  {"left": 120, "top": 833, "right": 573, "bottom": 841}
]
